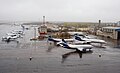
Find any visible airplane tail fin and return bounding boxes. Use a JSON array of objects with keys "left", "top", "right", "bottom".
[
  {"left": 62, "top": 39, "right": 67, "bottom": 44},
  {"left": 47, "top": 36, "right": 53, "bottom": 41},
  {"left": 60, "top": 39, "right": 69, "bottom": 48},
  {"left": 74, "top": 34, "right": 83, "bottom": 41},
  {"left": 47, "top": 36, "right": 53, "bottom": 42},
  {"left": 21, "top": 25, "right": 25, "bottom": 31}
]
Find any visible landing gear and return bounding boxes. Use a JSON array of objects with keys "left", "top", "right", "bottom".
[{"left": 83, "top": 49, "right": 87, "bottom": 53}]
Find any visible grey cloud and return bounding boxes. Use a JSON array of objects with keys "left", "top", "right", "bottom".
[{"left": 0, "top": 0, "right": 120, "bottom": 22}]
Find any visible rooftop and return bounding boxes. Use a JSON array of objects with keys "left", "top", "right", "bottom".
[{"left": 102, "top": 27, "right": 120, "bottom": 29}]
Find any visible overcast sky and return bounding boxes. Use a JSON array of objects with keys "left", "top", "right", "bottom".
[{"left": 0, "top": 0, "right": 120, "bottom": 22}]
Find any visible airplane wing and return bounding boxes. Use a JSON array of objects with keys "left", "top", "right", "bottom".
[
  {"left": 54, "top": 38, "right": 61, "bottom": 41},
  {"left": 64, "top": 39, "right": 74, "bottom": 42},
  {"left": 48, "top": 38, "right": 61, "bottom": 42},
  {"left": 56, "top": 41, "right": 63, "bottom": 46},
  {"left": 74, "top": 39, "right": 91, "bottom": 44}
]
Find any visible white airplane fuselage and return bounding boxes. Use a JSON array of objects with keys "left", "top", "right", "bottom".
[
  {"left": 82, "top": 38, "right": 106, "bottom": 44},
  {"left": 75, "top": 35, "right": 106, "bottom": 44},
  {"left": 48, "top": 37, "right": 74, "bottom": 43},
  {"left": 59, "top": 39, "right": 93, "bottom": 52}
]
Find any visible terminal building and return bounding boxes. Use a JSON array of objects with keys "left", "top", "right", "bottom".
[{"left": 99, "top": 27, "right": 120, "bottom": 40}]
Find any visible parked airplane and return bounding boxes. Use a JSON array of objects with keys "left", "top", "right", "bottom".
[
  {"left": 11, "top": 30, "right": 24, "bottom": 38},
  {"left": 74, "top": 34, "right": 106, "bottom": 47},
  {"left": 12, "top": 30, "right": 24, "bottom": 34},
  {"left": 47, "top": 35, "right": 90, "bottom": 45},
  {"left": 21, "top": 25, "right": 30, "bottom": 30},
  {"left": 7, "top": 33, "right": 19, "bottom": 38},
  {"left": 1, "top": 25, "right": 24, "bottom": 43},
  {"left": 59, "top": 39, "right": 93, "bottom": 52},
  {"left": 47, "top": 36, "right": 74, "bottom": 43},
  {"left": 2, "top": 33, "right": 19, "bottom": 43},
  {"left": 73, "top": 35, "right": 91, "bottom": 44}
]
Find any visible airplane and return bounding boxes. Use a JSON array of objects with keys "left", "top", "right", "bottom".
[
  {"left": 12, "top": 30, "right": 24, "bottom": 34},
  {"left": 47, "top": 35, "right": 91, "bottom": 45},
  {"left": 6, "top": 29, "right": 24, "bottom": 38},
  {"left": 11, "top": 31, "right": 24, "bottom": 38},
  {"left": 59, "top": 39, "right": 93, "bottom": 52},
  {"left": 74, "top": 34, "right": 107, "bottom": 47},
  {"left": 2, "top": 34, "right": 19, "bottom": 43},
  {"left": 73, "top": 35, "right": 91, "bottom": 44},
  {"left": 7, "top": 33, "right": 20, "bottom": 38},
  {"left": 21, "top": 25, "right": 30, "bottom": 30},
  {"left": 47, "top": 36, "right": 74, "bottom": 44}
]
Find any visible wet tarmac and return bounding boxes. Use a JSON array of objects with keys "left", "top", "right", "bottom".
[{"left": 0, "top": 24, "right": 120, "bottom": 73}]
